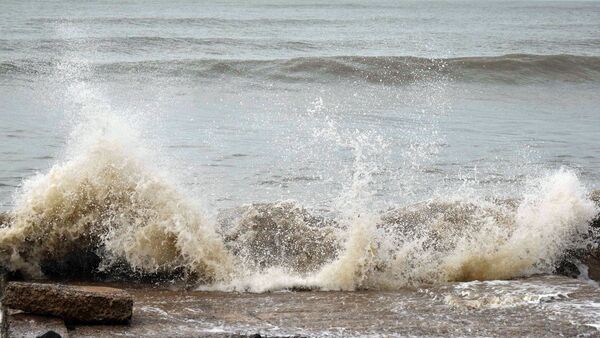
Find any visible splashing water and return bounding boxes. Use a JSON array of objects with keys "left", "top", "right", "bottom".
[
  {"left": 0, "top": 55, "right": 598, "bottom": 292},
  {"left": 3, "top": 106, "right": 596, "bottom": 292},
  {"left": 0, "top": 111, "right": 234, "bottom": 281}
]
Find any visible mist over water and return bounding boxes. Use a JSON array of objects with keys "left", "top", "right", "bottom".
[{"left": 0, "top": 0, "right": 599, "bottom": 297}]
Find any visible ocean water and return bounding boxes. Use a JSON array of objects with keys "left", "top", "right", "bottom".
[{"left": 1, "top": 0, "right": 600, "bottom": 336}]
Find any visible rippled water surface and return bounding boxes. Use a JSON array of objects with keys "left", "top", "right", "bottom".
[
  {"left": 0, "top": 1, "right": 599, "bottom": 336},
  {"left": 1, "top": 0, "right": 599, "bottom": 210}
]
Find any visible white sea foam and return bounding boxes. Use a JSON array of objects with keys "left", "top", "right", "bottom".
[{"left": 0, "top": 80, "right": 597, "bottom": 292}]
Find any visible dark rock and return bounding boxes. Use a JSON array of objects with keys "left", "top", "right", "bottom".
[
  {"left": 583, "top": 253, "right": 600, "bottom": 281},
  {"left": 7, "top": 312, "right": 68, "bottom": 338},
  {"left": 36, "top": 330, "right": 62, "bottom": 338},
  {"left": 3, "top": 282, "right": 133, "bottom": 323},
  {"left": 38, "top": 245, "right": 193, "bottom": 284},
  {"left": 581, "top": 189, "right": 600, "bottom": 280},
  {"left": 555, "top": 259, "right": 580, "bottom": 279},
  {"left": 40, "top": 249, "right": 102, "bottom": 280}
]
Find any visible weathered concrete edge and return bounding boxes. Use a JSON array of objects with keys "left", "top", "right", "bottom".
[{"left": 3, "top": 282, "right": 133, "bottom": 324}]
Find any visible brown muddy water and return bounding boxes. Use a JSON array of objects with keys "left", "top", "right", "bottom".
[{"left": 62, "top": 276, "right": 600, "bottom": 337}]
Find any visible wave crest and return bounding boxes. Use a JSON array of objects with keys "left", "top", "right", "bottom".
[{"left": 3, "top": 54, "right": 600, "bottom": 84}]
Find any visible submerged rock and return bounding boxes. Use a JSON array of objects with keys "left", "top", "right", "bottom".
[{"left": 3, "top": 282, "right": 133, "bottom": 323}]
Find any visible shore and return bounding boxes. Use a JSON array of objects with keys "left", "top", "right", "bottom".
[{"left": 2, "top": 275, "right": 598, "bottom": 337}]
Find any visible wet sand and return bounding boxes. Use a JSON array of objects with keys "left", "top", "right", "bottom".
[{"left": 37, "top": 276, "right": 598, "bottom": 337}]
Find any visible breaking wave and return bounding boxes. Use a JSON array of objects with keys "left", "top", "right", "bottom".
[
  {"left": 0, "top": 114, "right": 234, "bottom": 282},
  {"left": 3, "top": 54, "right": 600, "bottom": 84},
  {"left": 0, "top": 49, "right": 599, "bottom": 291},
  {"left": 0, "top": 112, "right": 597, "bottom": 291},
  {"left": 213, "top": 170, "right": 598, "bottom": 292}
]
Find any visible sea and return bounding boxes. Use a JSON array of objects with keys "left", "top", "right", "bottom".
[{"left": 1, "top": 0, "right": 600, "bottom": 336}]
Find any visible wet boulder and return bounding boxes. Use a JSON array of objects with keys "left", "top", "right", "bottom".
[
  {"left": 3, "top": 282, "right": 133, "bottom": 323},
  {"left": 584, "top": 253, "right": 600, "bottom": 281},
  {"left": 558, "top": 190, "right": 600, "bottom": 280},
  {"left": 38, "top": 246, "right": 194, "bottom": 284},
  {"left": 582, "top": 189, "right": 600, "bottom": 280}
]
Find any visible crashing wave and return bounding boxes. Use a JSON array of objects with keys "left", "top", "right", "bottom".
[
  {"left": 0, "top": 105, "right": 597, "bottom": 291},
  {"left": 0, "top": 138, "right": 233, "bottom": 282},
  {"left": 0, "top": 151, "right": 597, "bottom": 292}
]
